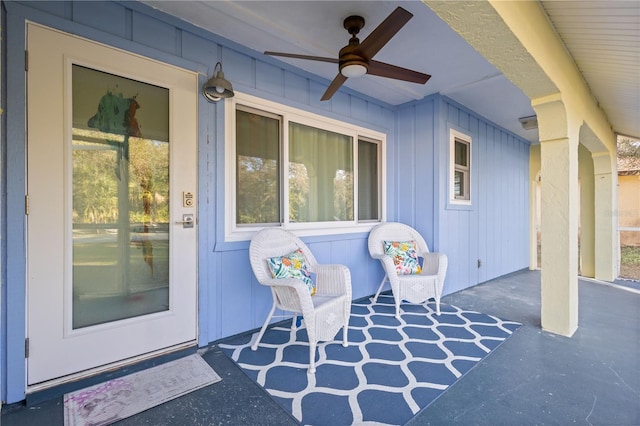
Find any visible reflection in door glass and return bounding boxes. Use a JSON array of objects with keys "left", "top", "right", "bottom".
[{"left": 71, "top": 65, "right": 170, "bottom": 329}]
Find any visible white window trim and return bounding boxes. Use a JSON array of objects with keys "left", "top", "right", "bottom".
[
  {"left": 224, "top": 92, "right": 386, "bottom": 242},
  {"left": 449, "top": 128, "right": 472, "bottom": 206}
]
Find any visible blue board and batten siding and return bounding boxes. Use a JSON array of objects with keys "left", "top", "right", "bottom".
[
  {"left": 1, "top": 1, "right": 530, "bottom": 403},
  {"left": 396, "top": 97, "right": 530, "bottom": 295},
  {"left": 438, "top": 99, "right": 529, "bottom": 293}
]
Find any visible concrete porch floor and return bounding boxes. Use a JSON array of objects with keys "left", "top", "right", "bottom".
[{"left": 2, "top": 269, "right": 639, "bottom": 425}]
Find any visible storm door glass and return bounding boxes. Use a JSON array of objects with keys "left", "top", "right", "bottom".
[{"left": 71, "top": 65, "right": 170, "bottom": 329}]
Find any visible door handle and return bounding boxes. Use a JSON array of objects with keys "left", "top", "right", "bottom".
[{"left": 175, "top": 213, "right": 195, "bottom": 228}]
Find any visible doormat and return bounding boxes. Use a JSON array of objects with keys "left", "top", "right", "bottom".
[
  {"left": 220, "top": 295, "right": 521, "bottom": 425},
  {"left": 63, "top": 354, "right": 221, "bottom": 426}
]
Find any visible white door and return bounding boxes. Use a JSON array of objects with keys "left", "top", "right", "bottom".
[{"left": 26, "top": 24, "right": 198, "bottom": 386}]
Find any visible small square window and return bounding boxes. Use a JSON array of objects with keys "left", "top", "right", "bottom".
[{"left": 449, "top": 130, "right": 471, "bottom": 204}]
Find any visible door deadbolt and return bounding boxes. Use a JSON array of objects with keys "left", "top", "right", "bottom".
[
  {"left": 175, "top": 213, "right": 195, "bottom": 228},
  {"left": 183, "top": 191, "right": 194, "bottom": 207}
]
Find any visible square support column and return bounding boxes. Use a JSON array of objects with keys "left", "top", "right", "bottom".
[
  {"left": 540, "top": 137, "right": 579, "bottom": 337},
  {"left": 579, "top": 144, "right": 596, "bottom": 278},
  {"left": 592, "top": 152, "right": 618, "bottom": 281}
]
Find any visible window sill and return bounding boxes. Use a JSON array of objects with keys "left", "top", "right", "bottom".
[
  {"left": 446, "top": 200, "right": 473, "bottom": 211},
  {"left": 224, "top": 221, "right": 380, "bottom": 243}
]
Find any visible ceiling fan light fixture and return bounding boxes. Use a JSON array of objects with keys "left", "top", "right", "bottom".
[
  {"left": 338, "top": 41, "right": 368, "bottom": 78},
  {"left": 341, "top": 63, "right": 368, "bottom": 78}
]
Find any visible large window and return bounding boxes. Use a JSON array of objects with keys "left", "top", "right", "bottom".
[
  {"left": 226, "top": 93, "right": 385, "bottom": 240},
  {"left": 449, "top": 128, "right": 472, "bottom": 204}
]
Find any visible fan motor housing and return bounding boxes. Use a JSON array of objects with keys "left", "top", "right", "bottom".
[{"left": 339, "top": 44, "right": 368, "bottom": 72}]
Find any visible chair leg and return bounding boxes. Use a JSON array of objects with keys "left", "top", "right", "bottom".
[
  {"left": 435, "top": 297, "right": 441, "bottom": 315},
  {"left": 395, "top": 301, "right": 401, "bottom": 320},
  {"left": 308, "top": 340, "right": 317, "bottom": 374},
  {"left": 342, "top": 318, "right": 348, "bottom": 348},
  {"left": 292, "top": 315, "right": 298, "bottom": 330},
  {"left": 373, "top": 275, "right": 387, "bottom": 302},
  {"left": 251, "top": 302, "right": 276, "bottom": 351}
]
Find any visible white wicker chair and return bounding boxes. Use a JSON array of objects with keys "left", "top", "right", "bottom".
[
  {"left": 368, "top": 222, "right": 448, "bottom": 319},
  {"left": 249, "top": 228, "right": 352, "bottom": 374}
]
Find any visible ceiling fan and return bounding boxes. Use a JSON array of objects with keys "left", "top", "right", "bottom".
[{"left": 264, "top": 7, "right": 431, "bottom": 101}]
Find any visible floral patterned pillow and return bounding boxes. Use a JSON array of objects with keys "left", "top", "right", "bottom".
[
  {"left": 383, "top": 240, "right": 422, "bottom": 275},
  {"left": 267, "top": 249, "right": 316, "bottom": 295}
]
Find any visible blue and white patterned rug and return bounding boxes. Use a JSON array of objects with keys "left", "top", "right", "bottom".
[{"left": 219, "top": 294, "right": 521, "bottom": 425}]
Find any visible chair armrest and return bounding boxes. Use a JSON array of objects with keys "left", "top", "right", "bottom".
[
  {"left": 422, "top": 252, "right": 448, "bottom": 278},
  {"left": 313, "top": 264, "right": 352, "bottom": 299},
  {"left": 261, "top": 277, "right": 305, "bottom": 289},
  {"left": 370, "top": 253, "right": 387, "bottom": 261},
  {"left": 265, "top": 277, "right": 316, "bottom": 314}
]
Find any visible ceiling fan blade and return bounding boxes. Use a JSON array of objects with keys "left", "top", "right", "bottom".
[
  {"left": 367, "top": 60, "right": 431, "bottom": 84},
  {"left": 357, "top": 7, "right": 413, "bottom": 59},
  {"left": 321, "top": 73, "right": 348, "bottom": 101},
  {"left": 264, "top": 51, "right": 339, "bottom": 64}
]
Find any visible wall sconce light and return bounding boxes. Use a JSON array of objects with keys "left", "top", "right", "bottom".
[
  {"left": 202, "top": 61, "right": 234, "bottom": 102},
  {"left": 519, "top": 115, "right": 538, "bottom": 130}
]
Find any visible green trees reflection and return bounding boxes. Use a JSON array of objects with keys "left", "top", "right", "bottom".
[{"left": 72, "top": 136, "right": 169, "bottom": 225}]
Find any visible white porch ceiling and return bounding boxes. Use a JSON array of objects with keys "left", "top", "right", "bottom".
[
  {"left": 540, "top": 0, "right": 640, "bottom": 140},
  {"left": 142, "top": 0, "right": 640, "bottom": 143}
]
